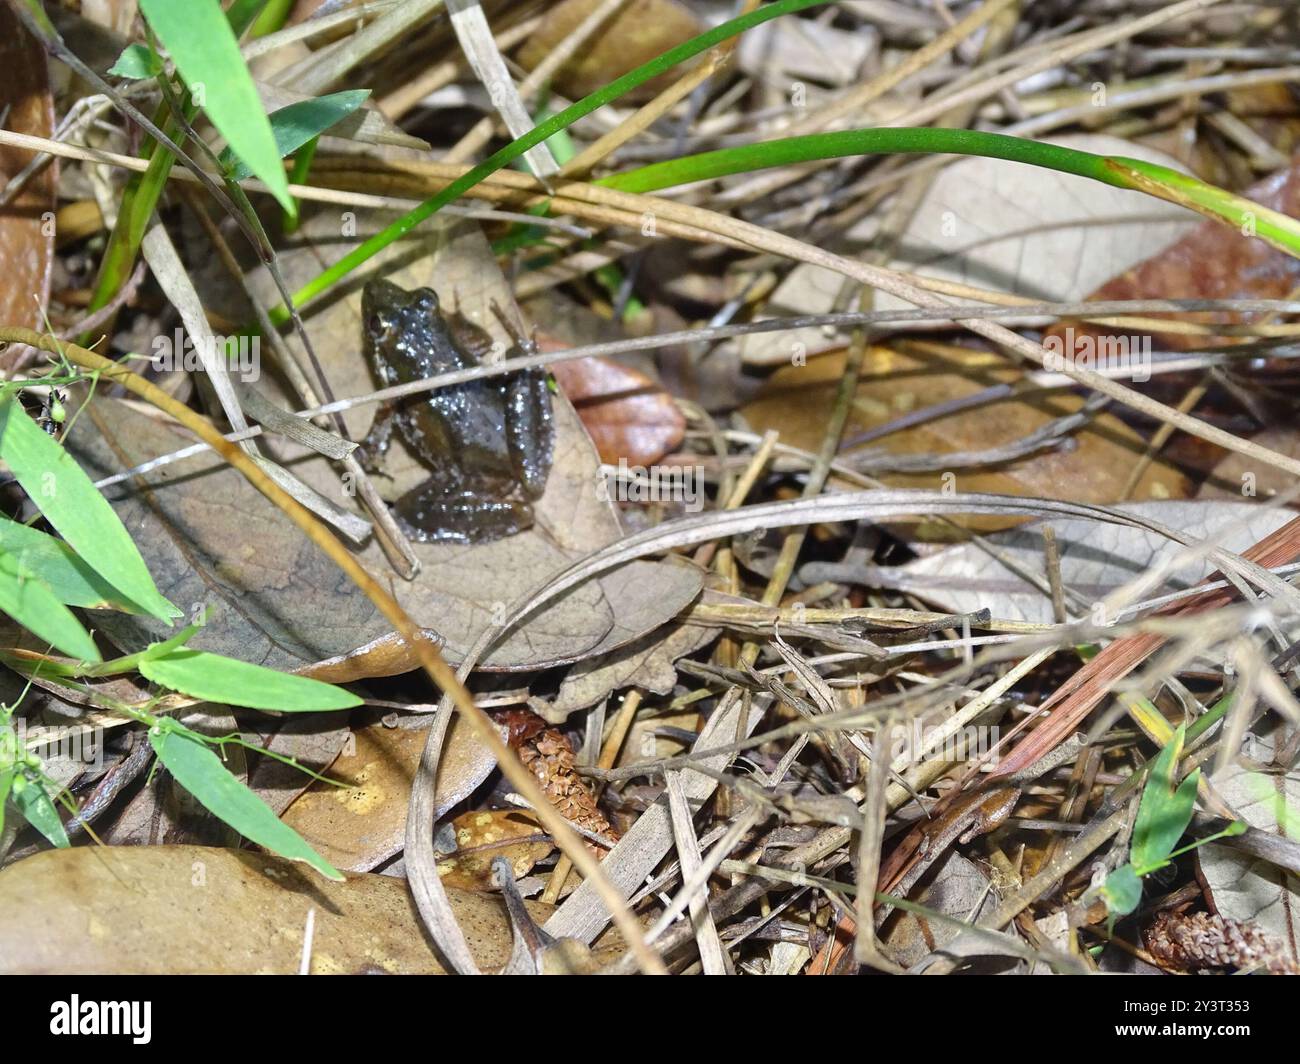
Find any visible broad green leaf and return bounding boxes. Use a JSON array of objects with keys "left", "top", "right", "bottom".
[
  {"left": 0, "top": 394, "right": 179, "bottom": 624},
  {"left": 1100, "top": 863, "right": 1142, "bottom": 918},
  {"left": 138, "top": 0, "right": 292, "bottom": 210},
  {"left": 220, "top": 90, "right": 370, "bottom": 181},
  {"left": 149, "top": 722, "right": 342, "bottom": 880},
  {"left": 0, "top": 554, "right": 101, "bottom": 662},
  {"left": 140, "top": 648, "right": 361, "bottom": 711},
  {"left": 0, "top": 515, "right": 137, "bottom": 610},
  {"left": 1131, "top": 725, "right": 1199, "bottom": 870},
  {"left": 11, "top": 772, "right": 69, "bottom": 848},
  {"left": 109, "top": 43, "right": 163, "bottom": 79}
]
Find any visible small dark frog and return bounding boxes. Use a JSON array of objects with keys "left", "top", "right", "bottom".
[{"left": 361, "top": 279, "right": 554, "bottom": 544}]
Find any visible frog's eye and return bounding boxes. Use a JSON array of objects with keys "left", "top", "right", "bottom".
[
  {"left": 367, "top": 312, "right": 390, "bottom": 337},
  {"left": 414, "top": 289, "right": 439, "bottom": 314}
]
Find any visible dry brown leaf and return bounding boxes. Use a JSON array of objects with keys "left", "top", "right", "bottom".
[
  {"left": 1048, "top": 153, "right": 1300, "bottom": 351},
  {"left": 516, "top": 0, "right": 703, "bottom": 102},
  {"left": 1200, "top": 427, "right": 1300, "bottom": 501},
  {"left": 548, "top": 619, "right": 715, "bottom": 720},
  {"left": 247, "top": 715, "right": 353, "bottom": 816},
  {"left": 742, "top": 344, "right": 1189, "bottom": 536},
  {"left": 279, "top": 715, "right": 496, "bottom": 873},
  {"left": 0, "top": 845, "right": 554, "bottom": 974},
  {"left": 549, "top": 352, "right": 686, "bottom": 468},
  {"left": 0, "top": 3, "right": 55, "bottom": 364},
  {"left": 69, "top": 216, "right": 701, "bottom": 675},
  {"left": 437, "top": 808, "right": 552, "bottom": 890}
]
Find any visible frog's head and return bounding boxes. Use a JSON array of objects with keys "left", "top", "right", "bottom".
[{"left": 362, "top": 281, "right": 442, "bottom": 356}]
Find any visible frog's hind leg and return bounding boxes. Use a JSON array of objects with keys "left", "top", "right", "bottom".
[
  {"left": 505, "top": 369, "right": 555, "bottom": 499},
  {"left": 393, "top": 479, "right": 534, "bottom": 544}
]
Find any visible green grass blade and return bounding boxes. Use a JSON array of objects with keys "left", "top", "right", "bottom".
[
  {"left": 0, "top": 767, "right": 12, "bottom": 839},
  {"left": 1107, "top": 156, "right": 1300, "bottom": 259},
  {"left": 138, "top": 0, "right": 292, "bottom": 210},
  {"left": 273, "top": 0, "right": 830, "bottom": 322},
  {"left": 149, "top": 720, "right": 343, "bottom": 880},
  {"left": 139, "top": 648, "right": 361, "bottom": 711},
  {"left": 220, "top": 90, "right": 370, "bottom": 181},
  {"left": 0, "top": 554, "right": 101, "bottom": 662},
  {"left": 0, "top": 515, "right": 138, "bottom": 611},
  {"left": 599, "top": 127, "right": 1119, "bottom": 194},
  {"left": 0, "top": 394, "right": 178, "bottom": 624},
  {"left": 597, "top": 128, "right": 1300, "bottom": 262}
]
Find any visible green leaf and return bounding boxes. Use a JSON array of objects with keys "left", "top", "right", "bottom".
[
  {"left": 1100, "top": 863, "right": 1143, "bottom": 918},
  {"left": 0, "top": 553, "right": 101, "bottom": 662},
  {"left": 149, "top": 721, "right": 342, "bottom": 880},
  {"left": 0, "top": 515, "right": 137, "bottom": 610},
  {"left": 0, "top": 767, "right": 13, "bottom": 839},
  {"left": 1131, "top": 725, "right": 1200, "bottom": 870},
  {"left": 219, "top": 90, "right": 370, "bottom": 181},
  {"left": 11, "top": 772, "right": 69, "bottom": 848},
  {"left": 139, "top": 648, "right": 361, "bottom": 711},
  {"left": 138, "top": 0, "right": 292, "bottom": 210},
  {"left": 109, "top": 43, "right": 163, "bottom": 79},
  {"left": 0, "top": 394, "right": 179, "bottom": 624}
]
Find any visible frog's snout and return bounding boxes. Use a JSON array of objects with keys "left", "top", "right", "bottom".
[{"left": 361, "top": 278, "right": 410, "bottom": 317}]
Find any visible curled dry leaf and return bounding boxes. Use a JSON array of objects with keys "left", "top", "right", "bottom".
[
  {"left": 279, "top": 716, "right": 498, "bottom": 873},
  {"left": 0, "top": 845, "right": 557, "bottom": 974},
  {"left": 548, "top": 617, "right": 716, "bottom": 720},
  {"left": 0, "top": 3, "right": 55, "bottom": 366},
  {"left": 548, "top": 352, "right": 686, "bottom": 469},
  {"left": 247, "top": 715, "right": 353, "bottom": 816}
]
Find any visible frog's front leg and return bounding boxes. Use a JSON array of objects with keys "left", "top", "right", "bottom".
[
  {"left": 505, "top": 369, "right": 555, "bottom": 500},
  {"left": 393, "top": 472, "right": 534, "bottom": 545},
  {"left": 359, "top": 402, "right": 397, "bottom": 472}
]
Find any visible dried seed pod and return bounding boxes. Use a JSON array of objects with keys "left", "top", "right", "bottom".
[
  {"left": 1144, "top": 909, "right": 1298, "bottom": 975},
  {"left": 493, "top": 709, "right": 619, "bottom": 856}
]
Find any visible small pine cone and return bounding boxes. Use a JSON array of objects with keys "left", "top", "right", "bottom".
[
  {"left": 496, "top": 710, "right": 619, "bottom": 857},
  {"left": 1145, "top": 910, "right": 1298, "bottom": 975}
]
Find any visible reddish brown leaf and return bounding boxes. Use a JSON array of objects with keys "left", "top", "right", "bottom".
[
  {"left": 0, "top": 4, "right": 54, "bottom": 365},
  {"left": 550, "top": 351, "right": 686, "bottom": 468},
  {"left": 1046, "top": 155, "right": 1300, "bottom": 351}
]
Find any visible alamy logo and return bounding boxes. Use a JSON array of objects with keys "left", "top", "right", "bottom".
[
  {"left": 1042, "top": 327, "right": 1151, "bottom": 382},
  {"left": 151, "top": 327, "right": 260, "bottom": 382},
  {"left": 597, "top": 458, "right": 705, "bottom": 512},
  {"left": 50, "top": 996, "right": 151, "bottom": 1043}
]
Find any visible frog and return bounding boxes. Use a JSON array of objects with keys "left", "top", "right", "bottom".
[{"left": 360, "top": 279, "right": 554, "bottom": 544}]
